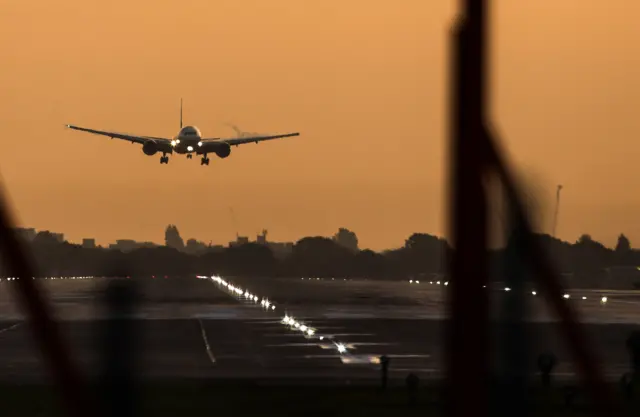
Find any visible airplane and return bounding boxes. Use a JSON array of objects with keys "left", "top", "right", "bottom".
[{"left": 65, "top": 99, "right": 300, "bottom": 165}]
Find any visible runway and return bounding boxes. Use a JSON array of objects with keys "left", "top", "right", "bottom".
[{"left": 0, "top": 276, "right": 637, "bottom": 383}]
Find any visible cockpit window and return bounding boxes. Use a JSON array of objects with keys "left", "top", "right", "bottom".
[{"left": 181, "top": 126, "right": 200, "bottom": 136}]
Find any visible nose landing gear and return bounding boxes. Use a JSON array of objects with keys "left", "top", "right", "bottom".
[
  {"left": 201, "top": 156, "right": 210, "bottom": 166},
  {"left": 187, "top": 154, "right": 193, "bottom": 159},
  {"left": 160, "top": 155, "right": 169, "bottom": 164}
]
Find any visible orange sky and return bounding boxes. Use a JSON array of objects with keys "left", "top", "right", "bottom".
[{"left": 1, "top": 1, "right": 639, "bottom": 250}]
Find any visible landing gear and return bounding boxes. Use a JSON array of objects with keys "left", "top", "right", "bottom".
[
  {"left": 201, "top": 156, "right": 210, "bottom": 166},
  {"left": 160, "top": 155, "right": 169, "bottom": 164},
  {"left": 187, "top": 154, "right": 193, "bottom": 159}
]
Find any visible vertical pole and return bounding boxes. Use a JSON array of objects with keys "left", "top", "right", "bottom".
[
  {"left": 101, "top": 280, "right": 138, "bottom": 417},
  {"left": 551, "top": 185, "right": 562, "bottom": 238},
  {"left": 446, "top": 1, "right": 490, "bottom": 416},
  {"left": 495, "top": 203, "right": 530, "bottom": 417}
]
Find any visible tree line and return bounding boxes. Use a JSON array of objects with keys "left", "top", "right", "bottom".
[{"left": 8, "top": 229, "right": 640, "bottom": 288}]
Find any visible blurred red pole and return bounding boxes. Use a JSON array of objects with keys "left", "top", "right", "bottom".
[{"left": 0, "top": 190, "right": 88, "bottom": 417}]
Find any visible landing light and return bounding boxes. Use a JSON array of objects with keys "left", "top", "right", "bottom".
[
  {"left": 171, "top": 140, "right": 177, "bottom": 146},
  {"left": 198, "top": 141, "right": 203, "bottom": 147},
  {"left": 187, "top": 146, "right": 194, "bottom": 152}
]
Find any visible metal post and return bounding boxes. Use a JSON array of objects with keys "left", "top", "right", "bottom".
[
  {"left": 551, "top": 185, "right": 563, "bottom": 238},
  {"left": 446, "top": 1, "right": 490, "bottom": 416}
]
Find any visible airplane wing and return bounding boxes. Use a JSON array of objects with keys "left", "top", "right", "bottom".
[
  {"left": 201, "top": 132, "right": 300, "bottom": 147},
  {"left": 65, "top": 124, "right": 172, "bottom": 145}
]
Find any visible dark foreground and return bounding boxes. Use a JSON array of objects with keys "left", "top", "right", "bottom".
[
  {"left": 2, "top": 380, "right": 640, "bottom": 417},
  {"left": 0, "top": 318, "right": 637, "bottom": 382}
]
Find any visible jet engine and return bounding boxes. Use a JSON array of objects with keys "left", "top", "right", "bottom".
[
  {"left": 142, "top": 140, "right": 158, "bottom": 156},
  {"left": 215, "top": 142, "right": 231, "bottom": 158}
]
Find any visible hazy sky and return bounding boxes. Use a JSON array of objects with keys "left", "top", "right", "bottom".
[{"left": 1, "top": 1, "right": 639, "bottom": 250}]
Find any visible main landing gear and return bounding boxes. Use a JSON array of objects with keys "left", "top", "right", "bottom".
[
  {"left": 201, "top": 156, "right": 210, "bottom": 166},
  {"left": 160, "top": 155, "right": 169, "bottom": 164}
]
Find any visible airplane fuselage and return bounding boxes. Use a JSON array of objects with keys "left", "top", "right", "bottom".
[
  {"left": 64, "top": 98, "right": 300, "bottom": 167},
  {"left": 171, "top": 125, "right": 202, "bottom": 155}
]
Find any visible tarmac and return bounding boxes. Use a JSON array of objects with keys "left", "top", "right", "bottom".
[{"left": 0, "top": 276, "right": 637, "bottom": 384}]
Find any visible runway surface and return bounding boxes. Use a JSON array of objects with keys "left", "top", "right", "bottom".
[{"left": 0, "top": 276, "right": 637, "bottom": 383}]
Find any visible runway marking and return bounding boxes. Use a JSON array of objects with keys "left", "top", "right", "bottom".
[
  {"left": 0, "top": 323, "right": 21, "bottom": 335},
  {"left": 323, "top": 313, "right": 375, "bottom": 318},
  {"left": 268, "top": 343, "right": 323, "bottom": 347},
  {"left": 193, "top": 313, "right": 238, "bottom": 319},
  {"left": 197, "top": 319, "right": 216, "bottom": 364},
  {"left": 268, "top": 342, "right": 397, "bottom": 349},
  {"left": 391, "top": 368, "right": 438, "bottom": 373},
  {"left": 262, "top": 326, "right": 346, "bottom": 332},
  {"left": 301, "top": 354, "right": 431, "bottom": 359}
]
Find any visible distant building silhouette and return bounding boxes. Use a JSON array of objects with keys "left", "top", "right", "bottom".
[
  {"left": 227, "top": 229, "right": 293, "bottom": 259},
  {"left": 82, "top": 238, "right": 96, "bottom": 249},
  {"left": 109, "top": 239, "right": 158, "bottom": 252},
  {"left": 50, "top": 232, "right": 64, "bottom": 243},
  {"left": 13, "top": 227, "right": 36, "bottom": 242},
  {"left": 229, "top": 236, "right": 250, "bottom": 247},
  {"left": 257, "top": 229, "right": 268, "bottom": 245}
]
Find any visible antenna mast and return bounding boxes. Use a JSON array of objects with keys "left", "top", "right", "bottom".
[{"left": 551, "top": 184, "right": 563, "bottom": 238}]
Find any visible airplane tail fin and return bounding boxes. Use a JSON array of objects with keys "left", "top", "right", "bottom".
[{"left": 180, "top": 98, "right": 183, "bottom": 129}]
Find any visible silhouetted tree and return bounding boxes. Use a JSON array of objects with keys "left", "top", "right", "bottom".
[
  {"left": 185, "top": 238, "right": 207, "bottom": 255},
  {"left": 33, "top": 231, "right": 61, "bottom": 246},
  {"left": 614, "top": 234, "right": 632, "bottom": 265},
  {"left": 572, "top": 234, "right": 611, "bottom": 284},
  {"left": 224, "top": 243, "right": 276, "bottom": 276},
  {"left": 164, "top": 225, "right": 184, "bottom": 251},
  {"left": 333, "top": 228, "right": 359, "bottom": 252},
  {"left": 291, "top": 237, "right": 354, "bottom": 277},
  {"left": 352, "top": 249, "right": 388, "bottom": 279},
  {"left": 615, "top": 234, "right": 631, "bottom": 253},
  {"left": 577, "top": 234, "right": 593, "bottom": 245},
  {"left": 403, "top": 233, "right": 447, "bottom": 275},
  {"left": 15, "top": 226, "right": 640, "bottom": 290}
]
